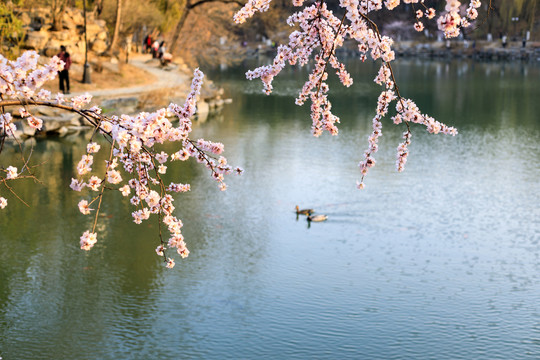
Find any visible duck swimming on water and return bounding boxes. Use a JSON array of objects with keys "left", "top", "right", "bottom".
[
  {"left": 307, "top": 214, "right": 328, "bottom": 222},
  {"left": 295, "top": 205, "right": 313, "bottom": 215}
]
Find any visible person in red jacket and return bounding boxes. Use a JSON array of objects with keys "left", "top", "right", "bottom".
[{"left": 57, "top": 45, "right": 72, "bottom": 94}]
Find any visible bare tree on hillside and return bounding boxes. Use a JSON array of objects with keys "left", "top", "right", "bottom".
[
  {"left": 107, "top": 0, "right": 124, "bottom": 54},
  {"left": 50, "top": 0, "right": 69, "bottom": 31},
  {"left": 93, "top": 0, "right": 103, "bottom": 15},
  {"left": 169, "top": 0, "right": 244, "bottom": 54}
]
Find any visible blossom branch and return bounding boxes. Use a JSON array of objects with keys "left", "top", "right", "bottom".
[
  {"left": 234, "top": 0, "right": 469, "bottom": 188},
  {"left": 1, "top": 52, "right": 243, "bottom": 268}
]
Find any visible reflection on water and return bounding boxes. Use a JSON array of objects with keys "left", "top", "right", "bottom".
[{"left": 0, "top": 59, "right": 539, "bottom": 359}]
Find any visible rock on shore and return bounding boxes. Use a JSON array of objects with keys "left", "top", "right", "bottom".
[{"left": 17, "top": 7, "right": 109, "bottom": 64}]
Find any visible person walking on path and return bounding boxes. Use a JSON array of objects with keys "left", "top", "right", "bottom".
[
  {"left": 144, "top": 34, "right": 152, "bottom": 53},
  {"left": 158, "top": 41, "right": 173, "bottom": 66},
  {"left": 57, "top": 45, "right": 72, "bottom": 94},
  {"left": 152, "top": 40, "right": 160, "bottom": 58},
  {"left": 158, "top": 41, "right": 166, "bottom": 59}
]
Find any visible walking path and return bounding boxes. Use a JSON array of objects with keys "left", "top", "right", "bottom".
[{"left": 71, "top": 54, "right": 191, "bottom": 99}]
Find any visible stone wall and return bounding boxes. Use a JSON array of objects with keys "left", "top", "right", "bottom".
[{"left": 17, "top": 7, "right": 109, "bottom": 64}]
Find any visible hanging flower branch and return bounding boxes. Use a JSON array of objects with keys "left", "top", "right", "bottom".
[
  {"left": 0, "top": 51, "right": 243, "bottom": 268},
  {"left": 234, "top": 0, "right": 482, "bottom": 188}
]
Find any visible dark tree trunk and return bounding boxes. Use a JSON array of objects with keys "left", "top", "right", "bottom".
[{"left": 108, "top": 0, "right": 124, "bottom": 53}]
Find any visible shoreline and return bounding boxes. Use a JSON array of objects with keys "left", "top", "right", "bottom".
[
  {"left": 248, "top": 40, "right": 540, "bottom": 62},
  {"left": 392, "top": 40, "right": 540, "bottom": 62}
]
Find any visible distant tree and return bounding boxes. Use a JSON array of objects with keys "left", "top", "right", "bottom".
[
  {"left": 107, "top": 0, "right": 124, "bottom": 53},
  {"left": 93, "top": 0, "right": 103, "bottom": 15},
  {"left": 169, "top": 0, "right": 294, "bottom": 66},
  {"left": 498, "top": 0, "right": 538, "bottom": 34},
  {"left": 98, "top": 0, "right": 173, "bottom": 52},
  {"left": 172, "top": 1, "right": 244, "bottom": 66},
  {"left": 480, "top": 0, "right": 539, "bottom": 38},
  {"left": 169, "top": 0, "right": 244, "bottom": 54},
  {"left": 50, "top": 0, "right": 69, "bottom": 31}
]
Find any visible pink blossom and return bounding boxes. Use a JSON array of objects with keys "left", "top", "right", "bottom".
[
  {"left": 77, "top": 155, "right": 93, "bottom": 175},
  {"left": 55, "top": 93, "right": 65, "bottom": 104},
  {"left": 86, "top": 142, "right": 101, "bottom": 154},
  {"left": 467, "top": 7, "right": 478, "bottom": 20},
  {"left": 155, "top": 151, "right": 168, "bottom": 164},
  {"left": 119, "top": 185, "right": 131, "bottom": 196},
  {"left": 234, "top": 167, "right": 244, "bottom": 175},
  {"left": 130, "top": 196, "right": 140, "bottom": 206},
  {"left": 106, "top": 170, "right": 122, "bottom": 184},
  {"left": 87, "top": 176, "right": 102, "bottom": 191},
  {"left": 71, "top": 93, "right": 92, "bottom": 110},
  {"left": 145, "top": 190, "right": 160, "bottom": 208},
  {"left": 158, "top": 165, "right": 167, "bottom": 174},
  {"left": 166, "top": 258, "right": 175, "bottom": 269},
  {"left": 156, "top": 245, "right": 165, "bottom": 256},
  {"left": 78, "top": 199, "right": 93, "bottom": 215},
  {"left": 26, "top": 116, "right": 43, "bottom": 130},
  {"left": 177, "top": 245, "right": 190, "bottom": 259},
  {"left": 80, "top": 231, "right": 98, "bottom": 251},
  {"left": 166, "top": 183, "right": 191, "bottom": 193},
  {"left": 426, "top": 8, "right": 436, "bottom": 19},
  {"left": 5, "top": 166, "right": 18, "bottom": 179},
  {"left": 414, "top": 22, "right": 424, "bottom": 32},
  {"left": 233, "top": 0, "right": 272, "bottom": 24},
  {"left": 89, "top": 105, "right": 102, "bottom": 114},
  {"left": 70, "top": 178, "right": 84, "bottom": 192},
  {"left": 385, "top": 0, "right": 400, "bottom": 10},
  {"left": 19, "top": 108, "right": 30, "bottom": 117}
]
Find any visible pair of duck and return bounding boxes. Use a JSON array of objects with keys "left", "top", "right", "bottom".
[{"left": 295, "top": 205, "right": 328, "bottom": 222}]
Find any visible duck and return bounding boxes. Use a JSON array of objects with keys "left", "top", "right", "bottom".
[
  {"left": 295, "top": 205, "right": 313, "bottom": 215},
  {"left": 307, "top": 214, "right": 328, "bottom": 222}
]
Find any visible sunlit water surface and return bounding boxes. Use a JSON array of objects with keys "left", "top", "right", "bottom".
[{"left": 0, "top": 59, "right": 539, "bottom": 359}]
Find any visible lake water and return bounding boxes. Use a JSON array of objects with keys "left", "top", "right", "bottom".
[{"left": 0, "top": 59, "right": 539, "bottom": 359}]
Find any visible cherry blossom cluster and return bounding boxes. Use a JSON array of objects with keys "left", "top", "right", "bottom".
[
  {"left": 0, "top": 51, "right": 63, "bottom": 98},
  {"left": 71, "top": 69, "right": 242, "bottom": 266},
  {"left": 0, "top": 52, "right": 64, "bottom": 210},
  {"left": 0, "top": 164, "right": 18, "bottom": 208},
  {"left": 0, "top": 52, "right": 242, "bottom": 269},
  {"left": 233, "top": 0, "right": 272, "bottom": 24},
  {"left": 234, "top": 0, "right": 474, "bottom": 188},
  {"left": 435, "top": 0, "right": 481, "bottom": 38},
  {"left": 396, "top": 130, "right": 411, "bottom": 172}
]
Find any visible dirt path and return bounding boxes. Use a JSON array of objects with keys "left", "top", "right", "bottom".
[{"left": 70, "top": 54, "right": 191, "bottom": 99}]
